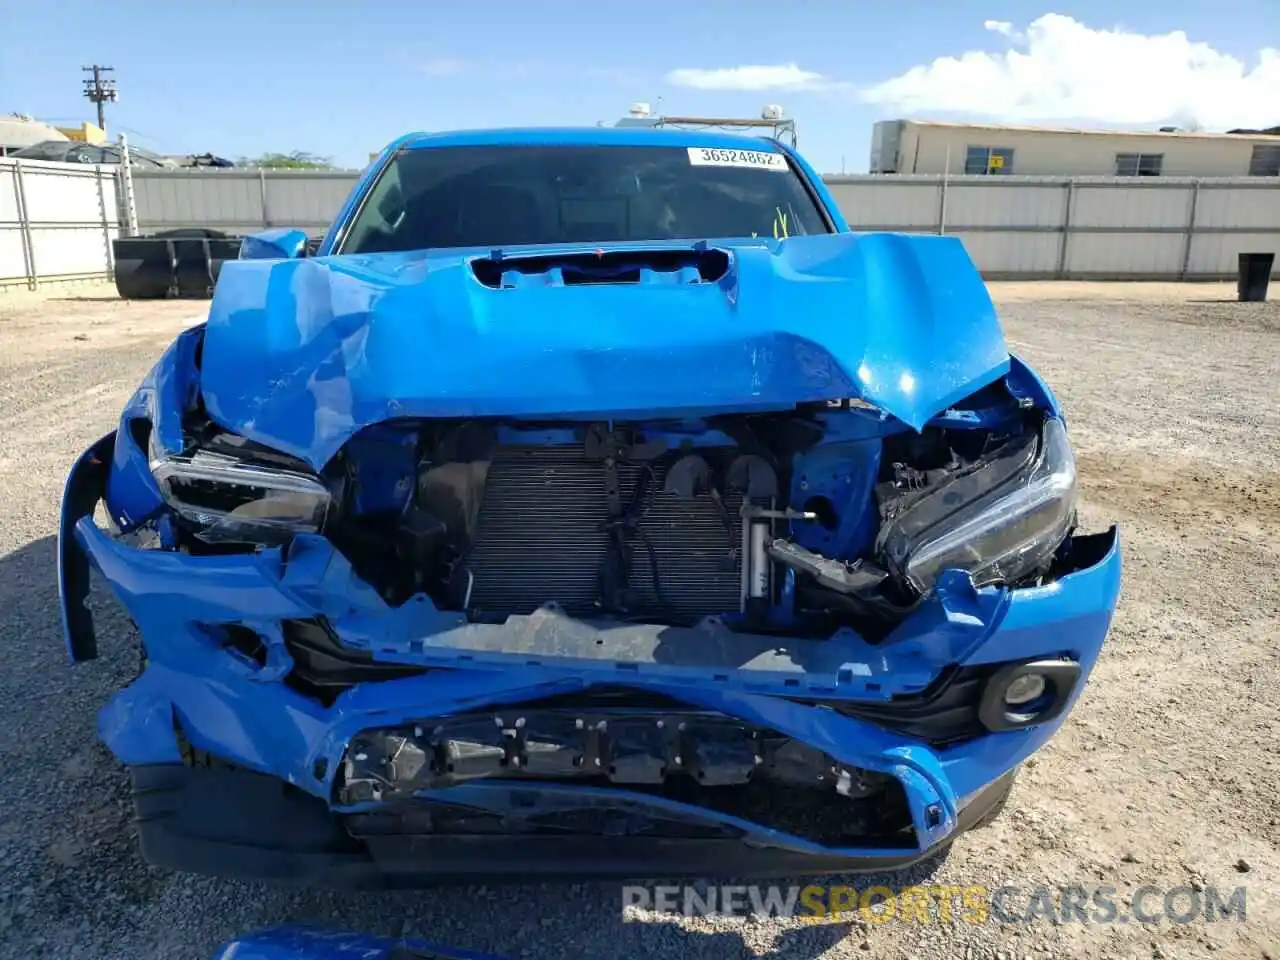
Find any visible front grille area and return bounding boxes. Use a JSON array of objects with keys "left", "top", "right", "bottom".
[
  {"left": 339, "top": 702, "right": 916, "bottom": 847},
  {"left": 464, "top": 445, "right": 745, "bottom": 620}
]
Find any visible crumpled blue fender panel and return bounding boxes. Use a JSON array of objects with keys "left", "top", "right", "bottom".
[
  {"left": 107, "top": 324, "right": 203, "bottom": 528},
  {"left": 199, "top": 231, "right": 1010, "bottom": 470},
  {"left": 210, "top": 925, "right": 506, "bottom": 959}
]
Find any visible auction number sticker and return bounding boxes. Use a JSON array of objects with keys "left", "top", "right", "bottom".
[{"left": 687, "top": 147, "right": 788, "bottom": 171}]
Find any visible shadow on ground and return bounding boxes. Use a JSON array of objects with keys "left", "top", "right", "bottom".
[
  {"left": 0, "top": 534, "right": 62, "bottom": 637},
  {"left": 201, "top": 848, "right": 950, "bottom": 958}
]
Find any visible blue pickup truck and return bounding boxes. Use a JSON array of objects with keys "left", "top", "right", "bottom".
[{"left": 60, "top": 125, "right": 1120, "bottom": 891}]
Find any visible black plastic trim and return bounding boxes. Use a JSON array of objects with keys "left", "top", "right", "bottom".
[
  {"left": 283, "top": 619, "right": 429, "bottom": 704},
  {"left": 799, "top": 665, "right": 994, "bottom": 746},
  {"left": 59, "top": 432, "right": 115, "bottom": 662}
]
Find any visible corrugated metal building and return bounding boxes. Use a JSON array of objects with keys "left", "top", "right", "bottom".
[{"left": 870, "top": 120, "right": 1280, "bottom": 178}]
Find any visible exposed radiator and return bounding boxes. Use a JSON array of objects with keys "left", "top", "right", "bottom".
[{"left": 465, "top": 446, "right": 745, "bottom": 619}]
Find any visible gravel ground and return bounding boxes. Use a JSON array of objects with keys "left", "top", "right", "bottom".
[{"left": 0, "top": 283, "right": 1276, "bottom": 959}]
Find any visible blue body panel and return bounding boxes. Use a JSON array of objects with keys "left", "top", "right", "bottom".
[
  {"left": 56, "top": 126, "right": 1121, "bottom": 884},
  {"left": 240, "top": 227, "right": 310, "bottom": 261},
  {"left": 211, "top": 926, "right": 505, "bottom": 960},
  {"left": 201, "top": 231, "right": 1008, "bottom": 471},
  {"left": 397, "top": 127, "right": 813, "bottom": 150}
]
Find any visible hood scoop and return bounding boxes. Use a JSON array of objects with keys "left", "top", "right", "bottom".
[{"left": 471, "top": 246, "right": 731, "bottom": 289}]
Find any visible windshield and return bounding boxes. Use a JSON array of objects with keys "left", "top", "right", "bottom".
[{"left": 339, "top": 144, "right": 831, "bottom": 254}]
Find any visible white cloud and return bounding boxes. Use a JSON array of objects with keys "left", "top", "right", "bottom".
[
  {"left": 665, "top": 64, "right": 834, "bottom": 91},
  {"left": 982, "top": 20, "right": 1022, "bottom": 41},
  {"left": 860, "top": 14, "right": 1280, "bottom": 128}
]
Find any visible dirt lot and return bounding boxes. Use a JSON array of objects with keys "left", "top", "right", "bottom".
[{"left": 0, "top": 283, "right": 1276, "bottom": 959}]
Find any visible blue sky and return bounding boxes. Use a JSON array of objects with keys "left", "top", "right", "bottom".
[{"left": 3, "top": 0, "right": 1277, "bottom": 172}]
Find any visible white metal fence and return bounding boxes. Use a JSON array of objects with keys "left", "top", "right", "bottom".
[
  {"left": 1, "top": 158, "right": 118, "bottom": 289},
  {"left": 3, "top": 159, "right": 1278, "bottom": 290},
  {"left": 129, "top": 167, "right": 357, "bottom": 237},
  {"left": 825, "top": 175, "right": 1280, "bottom": 280}
]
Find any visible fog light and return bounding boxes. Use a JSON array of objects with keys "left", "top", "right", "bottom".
[
  {"left": 978, "top": 659, "right": 1081, "bottom": 733},
  {"left": 1003, "top": 673, "right": 1046, "bottom": 707}
]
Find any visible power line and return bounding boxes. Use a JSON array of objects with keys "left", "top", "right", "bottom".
[
  {"left": 114, "top": 125, "right": 157, "bottom": 145},
  {"left": 81, "top": 65, "right": 118, "bottom": 133}
]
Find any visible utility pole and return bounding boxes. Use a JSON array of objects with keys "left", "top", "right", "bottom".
[{"left": 81, "top": 65, "right": 118, "bottom": 133}]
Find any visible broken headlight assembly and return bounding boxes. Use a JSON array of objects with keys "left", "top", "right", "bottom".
[
  {"left": 147, "top": 424, "right": 336, "bottom": 546},
  {"left": 877, "top": 417, "right": 1076, "bottom": 594}
]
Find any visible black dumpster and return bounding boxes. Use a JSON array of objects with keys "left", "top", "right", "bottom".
[
  {"left": 1237, "top": 252, "right": 1274, "bottom": 302},
  {"left": 112, "top": 228, "right": 243, "bottom": 300}
]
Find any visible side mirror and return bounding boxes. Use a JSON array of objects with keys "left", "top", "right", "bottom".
[{"left": 240, "top": 227, "right": 310, "bottom": 260}]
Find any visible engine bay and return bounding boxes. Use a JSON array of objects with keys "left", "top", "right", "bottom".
[{"left": 150, "top": 375, "right": 1076, "bottom": 641}]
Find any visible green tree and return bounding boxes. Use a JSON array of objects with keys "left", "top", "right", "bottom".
[{"left": 239, "top": 150, "right": 335, "bottom": 169}]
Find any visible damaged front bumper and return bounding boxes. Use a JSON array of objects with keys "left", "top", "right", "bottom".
[{"left": 61, "top": 431, "right": 1121, "bottom": 886}]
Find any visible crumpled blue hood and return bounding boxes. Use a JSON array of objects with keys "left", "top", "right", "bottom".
[{"left": 200, "top": 232, "right": 1009, "bottom": 470}]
